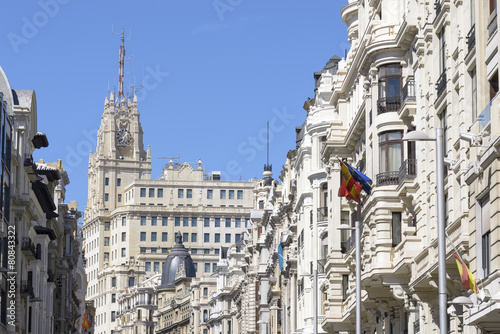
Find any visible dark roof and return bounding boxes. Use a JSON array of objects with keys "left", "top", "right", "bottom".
[{"left": 160, "top": 233, "right": 196, "bottom": 288}]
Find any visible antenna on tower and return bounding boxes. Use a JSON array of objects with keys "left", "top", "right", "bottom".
[
  {"left": 112, "top": 26, "right": 130, "bottom": 106},
  {"left": 264, "top": 121, "right": 272, "bottom": 172}
]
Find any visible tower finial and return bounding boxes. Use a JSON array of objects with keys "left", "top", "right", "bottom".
[{"left": 118, "top": 28, "right": 125, "bottom": 102}]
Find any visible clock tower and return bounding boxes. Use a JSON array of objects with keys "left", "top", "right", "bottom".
[{"left": 85, "top": 30, "right": 151, "bottom": 216}]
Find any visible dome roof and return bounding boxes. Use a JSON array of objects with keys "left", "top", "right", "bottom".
[{"left": 160, "top": 233, "right": 196, "bottom": 288}]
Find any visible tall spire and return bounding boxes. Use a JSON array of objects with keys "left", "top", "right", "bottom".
[{"left": 118, "top": 28, "right": 125, "bottom": 102}]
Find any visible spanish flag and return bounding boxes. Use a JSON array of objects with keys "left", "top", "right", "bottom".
[
  {"left": 338, "top": 159, "right": 363, "bottom": 203},
  {"left": 452, "top": 253, "right": 479, "bottom": 294},
  {"left": 82, "top": 313, "right": 91, "bottom": 330}
]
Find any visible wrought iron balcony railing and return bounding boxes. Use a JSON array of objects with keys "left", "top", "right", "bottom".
[
  {"left": 436, "top": 72, "right": 447, "bottom": 98},
  {"left": 399, "top": 159, "right": 417, "bottom": 183},
  {"left": 466, "top": 24, "right": 476, "bottom": 54},
  {"left": 20, "top": 280, "right": 34, "bottom": 297},
  {"left": 434, "top": 0, "right": 442, "bottom": 17},
  {"left": 317, "top": 207, "right": 328, "bottom": 222},
  {"left": 377, "top": 96, "right": 401, "bottom": 114},
  {"left": 376, "top": 171, "right": 399, "bottom": 186},
  {"left": 401, "top": 78, "right": 416, "bottom": 104},
  {"left": 21, "top": 237, "right": 37, "bottom": 259}
]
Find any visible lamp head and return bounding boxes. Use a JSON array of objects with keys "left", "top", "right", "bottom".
[
  {"left": 402, "top": 131, "right": 435, "bottom": 142},
  {"left": 337, "top": 224, "right": 355, "bottom": 231}
]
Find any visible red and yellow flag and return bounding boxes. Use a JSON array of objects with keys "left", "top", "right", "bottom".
[
  {"left": 338, "top": 160, "right": 362, "bottom": 203},
  {"left": 82, "top": 313, "right": 91, "bottom": 330},
  {"left": 452, "top": 253, "right": 479, "bottom": 294}
]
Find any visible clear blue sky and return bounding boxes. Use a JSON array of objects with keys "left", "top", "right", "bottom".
[{"left": 1, "top": 0, "right": 348, "bottom": 217}]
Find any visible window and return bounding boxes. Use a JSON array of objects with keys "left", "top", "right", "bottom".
[
  {"left": 192, "top": 233, "right": 197, "bottom": 242},
  {"left": 194, "top": 263, "right": 198, "bottom": 272},
  {"left": 121, "top": 232, "right": 126, "bottom": 242},
  {"left": 205, "top": 263, "right": 210, "bottom": 273},
  {"left": 215, "top": 234, "right": 220, "bottom": 243},
  {"left": 105, "top": 178, "right": 109, "bottom": 186},
  {"left": 141, "top": 216, "right": 146, "bottom": 226},
  {"left": 378, "top": 64, "right": 402, "bottom": 113},
  {"left": 162, "top": 217, "right": 168, "bottom": 226},
  {"left": 259, "top": 200, "right": 264, "bottom": 209},
  {"left": 225, "top": 234, "right": 231, "bottom": 243},
  {"left": 225, "top": 218, "right": 231, "bottom": 228},
  {"left": 192, "top": 249, "right": 197, "bottom": 254},
  {"left": 207, "top": 189, "right": 213, "bottom": 199},
  {"left": 192, "top": 217, "right": 197, "bottom": 227},
  {"left": 229, "top": 190, "right": 234, "bottom": 199},
  {"left": 117, "top": 194, "right": 122, "bottom": 202},
  {"left": 112, "top": 277, "right": 116, "bottom": 287},
  {"left": 203, "top": 311, "right": 208, "bottom": 322},
  {"left": 378, "top": 131, "right": 403, "bottom": 185},
  {"left": 151, "top": 216, "right": 157, "bottom": 226},
  {"left": 175, "top": 217, "right": 180, "bottom": 226},
  {"left": 214, "top": 249, "right": 219, "bottom": 255},
  {"left": 213, "top": 263, "right": 217, "bottom": 272},
  {"left": 342, "top": 275, "right": 349, "bottom": 301},
  {"left": 438, "top": 27, "right": 446, "bottom": 74},
  {"left": 183, "top": 217, "right": 189, "bottom": 227},
  {"left": 204, "top": 233, "right": 210, "bottom": 243},
  {"left": 471, "top": 68, "right": 477, "bottom": 122},
  {"left": 105, "top": 193, "right": 109, "bottom": 202},
  {"left": 178, "top": 189, "right": 184, "bottom": 198},
  {"left": 203, "top": 287, "right": 208, "bottom": 296},
  {"left": 112, "top": 293, "right": 116, "bottom": 303},
  {"left": 162, "top": 248, "right": 168, "bottom": 253},
  {"left": 122, "top": 217, "right": 126, "bottom": 226},
  {"left": 153, "top": 262, "right": 160, "bottom": 272},
  {"left": 181, "top": 233, "right": 188, "bottom": 243},
  {"left": 187, "top": 189, "right": 192, "bottom": 198},
  {"left": 220, "top": 190, "right": 226, "bottom": 199},
  {"left": 490, "top": 0, "right": 497, "bottom": 15},
  {"left": 105, "top": 222, "right": 110, "bottom": 231},
  {"left": 140, "top": 188, "right": 146, "bottom": 197},
  {"left": 149, "top": 188, "right": 155, "bottom": 197},
  {"left": 162, "top": 232, "right": 168, "bottom": 242},
  {"left": 237, "top": 190, "right": 243, "bottom": 199},
  {"left": 151, "top": 248, "right": 157, "bottom": 254},
  {"left": 104, "top": 237, "right": 110, "bottom": 246},
  {"left": 121, "top": 248, "right": 126, "bottom": 257},
  {"left": 140, "top": 248, "right": 146, "bottom": 253},
  {"left": 104, "top": 252, "right": 109, "bottom": 261},
  {"left": 117, "top": 178, "right": 121, "bottom": 186},
  {"left": 215, "top": 218, "right": 220, "bottom": 227},
  {"left": 151, "top": 232, "right": 157, "bottom": 242},
  {"left": 145, "top": 262, "right": 151, "bottom": 271},
  {"left": 204, "top": 218, "right": 210, "bottom": 227},
  {"left": 111, "top": 311, "right": 115, "bottom": 322},
  {"left": 235, "top": 218, "right": 241, "bottom": 228},
  {"left": 235, "top": 234, "right": 241, "bottom": 242},
  {"left": 158, "top": 188, "right": 163, "bottom": 198},
  {"left": 480, "top": 195, "right": 491, "bottom": 277},
  {"left": 392, "top": 212, "right": 402, "bottom": 246},
  {"left": 140, "top": 232, "right": 146, "bottom": 241},
  {"left": 128, "top": 277, "right": 134, "bottom": 287}
]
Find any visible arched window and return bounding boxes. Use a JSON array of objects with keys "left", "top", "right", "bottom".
[{"left": 203, "top": 310, "right": 208, "bottom": 322}]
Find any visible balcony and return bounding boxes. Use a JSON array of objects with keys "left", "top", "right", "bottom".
[
  {"left": 317, "top": 259, "right": 327, "bottom": 274},
  {"left": 21, "top": 237, "right": 37, "bottom": 260},
  {"left": 466, "top": 24, "right": 476, "bottom": 54},
  {"left": 20, "top": 280, "right": 34, "bottom": 297},
  {"left": 436, "top": 72, "right": 447, "bottom": 98},
  {"left": 376, "top": 171, "right": 399, "bottom": 186},
  {"left": 398, "top": 159, "right": 417, "bottom": 183},
  {"left": 377, "top": 96, "right": 401, "bottom": 115},
  {"left": 47, "top": 269, "right": 55, "bottom": 283},
  {"left": 317, "top": 207, "right": 328, "bottom": 222},
  {"left": 401, "top": 78, "right": 416, "bottom": 104},
  {"left": 488, "top": 14, "right": 498, "bottom": 39},
  {"left": 341, "top": 224, "right": 363, "bottom": 254},
  {"left": 434, "top": 0, "right": 442, "bottom": 17}
]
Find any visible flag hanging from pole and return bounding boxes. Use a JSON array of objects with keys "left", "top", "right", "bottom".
[
  {"left": 344, "top": 160, "right": 372, "bottom": 195},
  {"left": 82, "top": 313, "right": 91, "bottom": 330},
  {"left": 338, "top": 160, "right": 363, "bottom": 203},
  {"left": 452, "top": 252, "right": 479, "bottom": 294}
]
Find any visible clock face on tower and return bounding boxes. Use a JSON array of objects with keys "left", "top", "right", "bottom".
[{"left": 116, "top": 127, "right": 132, "bottom": 146}]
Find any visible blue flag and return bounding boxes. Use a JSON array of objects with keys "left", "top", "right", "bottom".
[
  {"left": 277, "top": 244, "right": 284, "bottom": 271},
  {"left": 345, "top": 161, "right": 372, "bottom": 195}
]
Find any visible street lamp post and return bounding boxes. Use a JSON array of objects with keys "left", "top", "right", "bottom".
[
  {"left": 338, "top": 221, "right": 361, "bottom": 334},
  {"left": 403, "top": 128, "right": 447, "bottom": 334}
]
